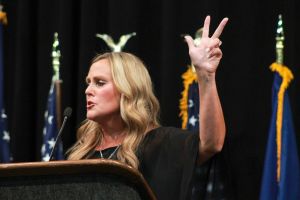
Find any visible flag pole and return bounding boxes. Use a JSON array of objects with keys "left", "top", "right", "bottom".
[
  {"left": 52, "top": 32, "right": 62, "bottom": 128},
  {"left": 275, "top": 14, "right": 284, "bottom": 181},
  {"left": 275, "top": 14, "right": 284, "bottom": 65}
]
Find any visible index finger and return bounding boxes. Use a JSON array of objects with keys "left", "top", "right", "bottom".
[{"left": 211, "top": 18, "right": 229, "bottom": 39}]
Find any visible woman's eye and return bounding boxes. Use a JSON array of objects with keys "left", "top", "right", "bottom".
[
  {"left": 86, "top": 79, "right": 106, "bottom": 88},
  {"left": 95, "top": 80, "right": 106, "bottom": 87}
]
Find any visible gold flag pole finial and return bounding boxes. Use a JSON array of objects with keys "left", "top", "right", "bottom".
[
  {"left": 96, "top": 32, "right": 136, "bottom": 52},
  {"left": 276, "top": 15, "right": 284, "bottom": 64},
  {"left": 52, "top": 32, "right": 61, "bottom": 81}
]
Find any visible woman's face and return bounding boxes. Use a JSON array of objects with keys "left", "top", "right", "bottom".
[{"left": 85, "top": 58, "right": 121, "bottom": 123}]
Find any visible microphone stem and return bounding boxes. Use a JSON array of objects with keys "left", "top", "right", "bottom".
[{"left": 49, "top": 116, "right": 68, "bottom": 161}]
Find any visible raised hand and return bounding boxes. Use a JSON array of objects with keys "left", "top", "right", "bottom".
[{"left": 185, "top": 16, "right": 228, "bottom": 74}]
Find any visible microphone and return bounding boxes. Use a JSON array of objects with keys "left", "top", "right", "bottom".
[{"left": 48, "top": 107, "right": 72, "bottom": 161}]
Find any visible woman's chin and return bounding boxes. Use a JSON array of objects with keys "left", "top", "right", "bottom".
[
  {"left": 86, "top": 113, "right": 102, "bottom": 122},
  {"left": 86, "top": 113, "right": 95, "bottom": 121}
]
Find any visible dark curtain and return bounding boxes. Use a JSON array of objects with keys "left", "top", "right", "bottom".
[{"left": 2, "top": 0, "right": 300, "bottom": 199}]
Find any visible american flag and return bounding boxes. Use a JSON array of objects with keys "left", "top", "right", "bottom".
[
  {"left": 0, "top": 8, "right": 12, "bottom": 163},
  {"left": 41, "top": 80, "right": 64, "bottom": 161},
  {"left": 0, "top": 108, "right": 10, "bottom": 163},
  {"left": 185, "top": 81, "right": 199, "bottom": 130}
]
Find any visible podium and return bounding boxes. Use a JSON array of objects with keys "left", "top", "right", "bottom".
[{"left": 0, "top": 159, "right": 156, "bottom": 200}]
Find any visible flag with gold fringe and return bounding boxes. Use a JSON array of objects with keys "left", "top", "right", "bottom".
[
  {"left": 260, "top": 63, "right": 300, "bottom": 200},
  {"left": 179, "top": 66, "right": 199, "bottom": 130},
  {"left": 0, "top": 5, "right": 12, "bottom": 163},
  {"left": 260, "top": 15, "right": 300, "bottom": 200}
]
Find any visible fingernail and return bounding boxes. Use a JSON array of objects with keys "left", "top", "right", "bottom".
[{"left": 205, "top": 48, "right": 210, "bottom": 52}]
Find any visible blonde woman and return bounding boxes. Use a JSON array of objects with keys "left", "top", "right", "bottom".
[{"left": 67, "top": 16, "right": 228, "bottom": 200}]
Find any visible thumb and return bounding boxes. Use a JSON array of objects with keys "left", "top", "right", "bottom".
[{"left": 184, "top": 35, "right": 195, "bottom": 50}]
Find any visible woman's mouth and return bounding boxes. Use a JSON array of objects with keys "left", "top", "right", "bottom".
[{"left": 87, "top": 101, "right": 95, "bottom": 109}]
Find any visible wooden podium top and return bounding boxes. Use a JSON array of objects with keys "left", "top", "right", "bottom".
[{"left": 0, "top": 159, "right": 156, "bottom": 200}]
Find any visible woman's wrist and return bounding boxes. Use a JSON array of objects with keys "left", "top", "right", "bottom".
[{"left": 196, "top": 69, "right": 216, "bottom": 84}]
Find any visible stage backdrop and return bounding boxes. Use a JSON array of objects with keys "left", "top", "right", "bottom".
[{"left": 2, "top": 0, "right": 300, "bottom": 199}]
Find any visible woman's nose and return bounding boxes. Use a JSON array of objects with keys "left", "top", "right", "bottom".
[{"left": 85, "top": 84, "right": 93, "bottom": 95}]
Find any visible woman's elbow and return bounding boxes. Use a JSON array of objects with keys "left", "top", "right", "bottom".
[
  {"left": 204, "top": 129, "right": 226, "bottom": 153},
  {"left": 215, "top": 127, "right": 226, "bottom": 152}
]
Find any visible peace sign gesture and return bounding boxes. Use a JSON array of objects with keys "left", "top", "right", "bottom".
[{"left": 185, "top": 16, "right": 228, "bottom": 74}]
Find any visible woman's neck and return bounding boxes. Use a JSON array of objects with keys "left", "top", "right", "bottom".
[{"left": 96, "top": 122, "right": 126, "bottom": 150}]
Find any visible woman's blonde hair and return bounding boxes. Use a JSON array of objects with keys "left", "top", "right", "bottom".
[{"left": 67, "top": 52, "right": 160, "bottom": 169}]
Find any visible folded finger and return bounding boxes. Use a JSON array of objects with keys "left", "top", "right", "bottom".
[{"left": 207, "top": 48, "right": 222, "bottom": 59}]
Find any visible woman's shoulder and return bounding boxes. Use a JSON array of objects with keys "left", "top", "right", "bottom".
[
  {"left": 143, "top": 126, "right": 199, "bottom": 145},
  {"left": 138, "top": 126, "right": 199, "bottom": 165}
]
